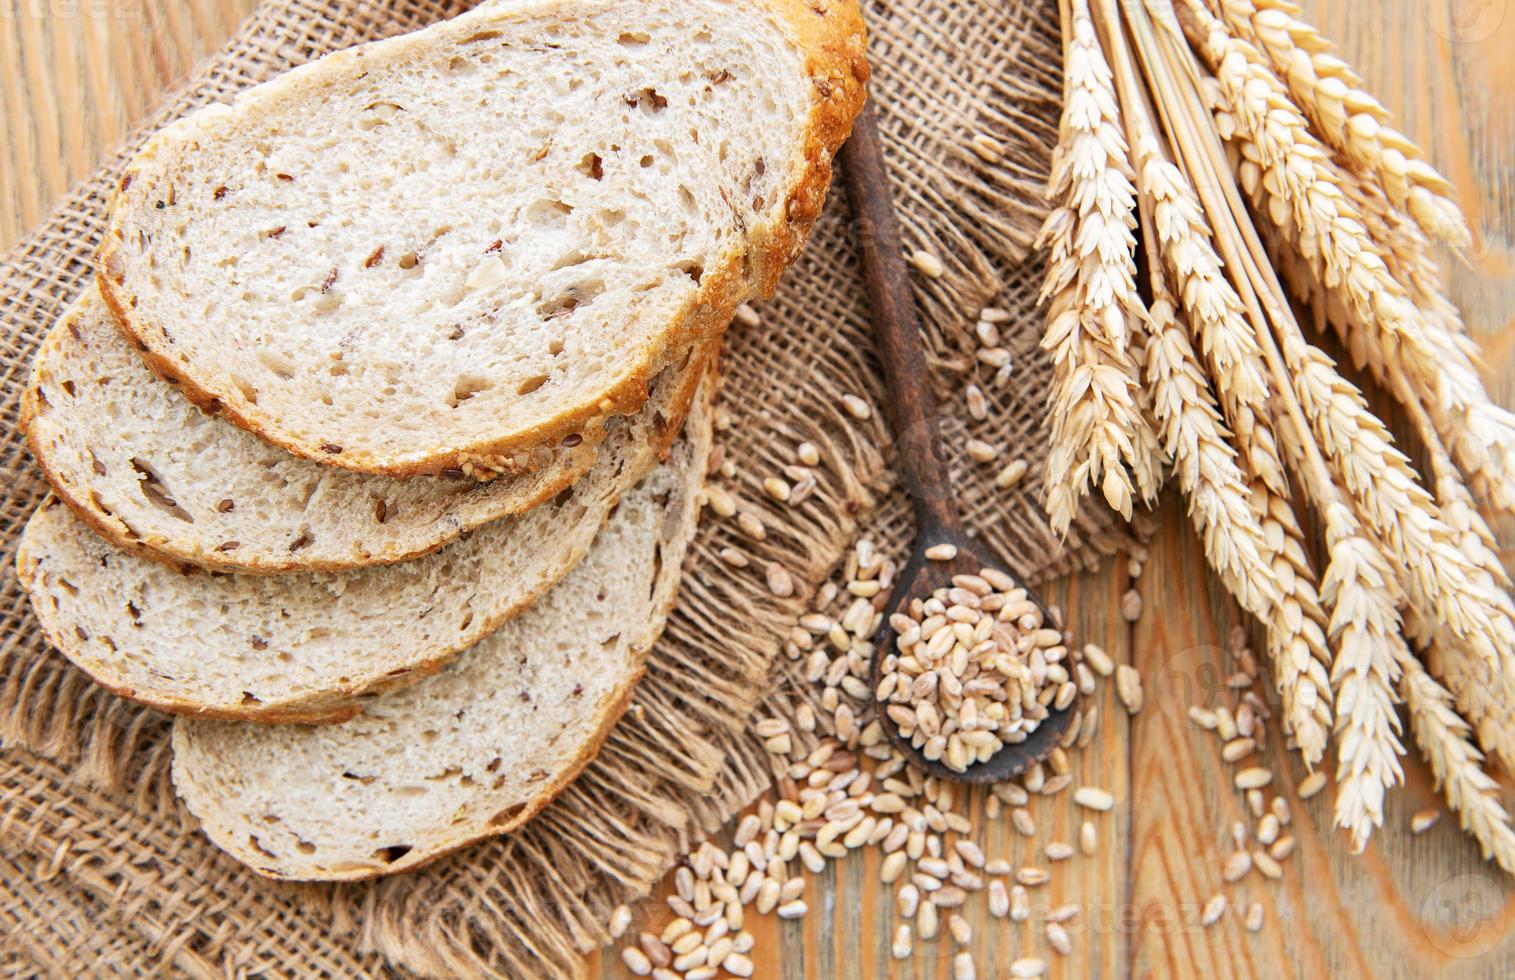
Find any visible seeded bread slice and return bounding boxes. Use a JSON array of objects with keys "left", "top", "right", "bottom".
[
  {"left": 170, "top": 392, "right": 711, "bottom": 880},
  {"left": 99, "top": 0, "right": 865, "bottom": 478},
  {"left": 15, "top": 354, "right": 715, "bottom": 723},
  {"left": 23, "top": 287, "right": 702, "bottom": 573}
]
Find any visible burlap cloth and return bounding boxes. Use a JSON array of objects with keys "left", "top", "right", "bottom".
[{"left": 0, "top": 0, "right": 1143, "bottom": 975}]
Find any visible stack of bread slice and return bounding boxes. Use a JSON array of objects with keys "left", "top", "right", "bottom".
[{"left": 15, "top": 0, "right": 866, "bottom": 879}]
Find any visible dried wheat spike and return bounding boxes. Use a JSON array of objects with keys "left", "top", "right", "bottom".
[
  {"left": 1047, "top": 0, "right": 1144, "bottom": 357},
  {"left": 1411, "top": 610, "right": 1515, "bottom": 778},
  {"left": 1247, "top": 471, "right": 1333, "bottom": 769},
  {"left": 1038, "top": 0, "right": 1164, "bottom": 531},
  {"left": 1039, "top": 234, "right": 1159, "bottom": 532},
  {"left": 1265, "top": 156, "right": 1515, "bottom": 519},
  {"left": 1184, "top": 2, "right": 1439, "bottom": 388},
  {"left": 1144, "top": 290, "right": 1280, "bottom": 617},
  {"left": 1136, "top": 133, "right": 1269, "bottom": 408},
  {"left": 1403, "top": 415, "right": 1515, "bottom": 771},
  {"left": 1343, "top": 175, "right": 1515, "bottom": 517},
  {"left": 1316, "top": 500, "right": 1406, "bottom": 852},
  {"left": 1280, "top": 328, "right": 1501, "bottom": 652},
  {"left": 1216, "top": 0, "right": 1472, "bottom": 247},
  {"left": 1397, "top": 655, "right": 1515, "bottom": 874}
]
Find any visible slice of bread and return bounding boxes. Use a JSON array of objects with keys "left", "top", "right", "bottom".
[
  {"left": 15, "top": 353, "right": 715, "bottom": 724},
  {"left": 24, "top": 287, "right": 701, "bottom": 573},
  {"left": 171, "top": 392, "right": 712, "bottom": 880},
  {"left": 99, "top": 0, "right": 865, "bottom": 478}
]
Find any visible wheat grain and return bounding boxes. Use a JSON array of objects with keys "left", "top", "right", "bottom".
[
  {"left": 1216, "top": 0, "right": 1471, "bottom": 247},
  {"left": 1397, "top": 654, "right": 1515, "bottom": 874}
]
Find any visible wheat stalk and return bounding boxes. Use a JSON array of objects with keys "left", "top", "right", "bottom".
[
  {"left": 1397, "top": 654, "right": 1515, "bottom": 874},
  {"left": 1104, "top": 4, "right": 1336, "bottom": 763},
  {"left": 1117, "top": 0, "right": 1337, "bottom": 773},
  {"left": 1039, "top": 0, "right": 1164, "bottom": 533},
  {"left": 1220, "top": 116, "right": 1504, "bottom": 654},
  {"left": 1180, "top": 0, "right": 1440, "bottom": 390},
  {"left": 1257, "top": 171, "right": 1515, "bottom": 666},
  {"left": 1215, "top": 0, "right": 1472, "bottom": 248},
  {"left": 1115, "top": 0, "right": 1514, "bottom": 861},
  {"left": 1095, "top": 4, "right": 1281, "bottom": 617}
]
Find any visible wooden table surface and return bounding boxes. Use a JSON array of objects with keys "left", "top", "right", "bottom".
[{"left": 5, "top": 2, "right": 1514, "bottom": 977}]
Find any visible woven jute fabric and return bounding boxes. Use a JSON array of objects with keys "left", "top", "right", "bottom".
[{"left": 0, "top": 0, "right": 1141, "bottom": 975}]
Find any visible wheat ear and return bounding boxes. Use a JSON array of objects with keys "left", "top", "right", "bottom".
[
  {"left": 1265, "top": 184, "right": 1515, "bottom": 665},
  {"left": 1410, "top": 609, "right": 1515, "bottom": 777},
  {"left": 1137, "top": 127, "right": 1301, "bottom": 503},
  {"left": 1249, "top": 150, "right": 1515, "bottom": 520},
  {"left": 1263, "top": 314, "right": 1493, "bottom": 652},
  {"left": 1397, "top": 654, "right": 1515, "bottom": 874},
  {"left": 1181, "top": 0, "right": 1439, "bottom": 388},
  {"left": 1142, "top": 289, "right": 1282, "bottom": 616},
  {"left": 1248, "top": 472, "right": 1334, "bottom": 768},
  {"left": 1395, "top": 381, "right": 1515, "bottom": 770},
  {"left": 1216, "top": 0, "right": 1472, "bottom": 247},
  {"left": 1255, "top": 213, "right": 1508, "bottom": 659},
  {"left": 1343, "top": 176, "right": 1515, "bottom": 517},
  {"left": 1095, "top": 2, "right": 1279, "bottom": 615},
  {"left": 1316, "top": 499, "right": 1406, "bottom": 851},
  {"left": 1040, "top": 0, "right": 1164, "bottom": 532},
  {"left": 1137, "top": 138, "right": 1270, "bottom": 408},
  {"left": 1136, "top": 126, "right": 1289, "bottom": 499},
  {"left": 1120, "top": 0, "right": 1337, "bottom": 772}
]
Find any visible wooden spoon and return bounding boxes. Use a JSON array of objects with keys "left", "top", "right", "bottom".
[{"left": 840, "top": 100, "right": 1075, "bottom": 784}]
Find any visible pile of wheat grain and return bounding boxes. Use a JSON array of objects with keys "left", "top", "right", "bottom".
[{"left": 1037, "top": 0, "right": 1515, "bottom": 867}]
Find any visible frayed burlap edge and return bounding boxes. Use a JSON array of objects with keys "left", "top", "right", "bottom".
[{"left": 0, "top": 0, "right": 1142, "bottom": 977}]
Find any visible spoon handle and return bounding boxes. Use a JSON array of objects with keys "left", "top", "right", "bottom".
[{"left": 840, "top": 99, "right": 964, "bottom": 541}]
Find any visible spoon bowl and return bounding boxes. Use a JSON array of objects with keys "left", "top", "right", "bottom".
[{"left": 867, "top": 529, "right": 1076, "bottom": 784}]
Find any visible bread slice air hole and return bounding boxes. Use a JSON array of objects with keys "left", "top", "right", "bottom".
[
  {"left": 489, "top": 803, "right": 527, "bottom": 827},
  {"left": 447, "top": 374, "right": 491, "bottom": 408},
  {"left": 516, "top": 373, "right": 550, "bottom": 396}
]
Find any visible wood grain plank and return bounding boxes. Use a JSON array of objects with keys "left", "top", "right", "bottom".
[
  {"left": 0, "top": 0, "right": 257, "bottom": 251},
  {"left": 1129, "top": 499, "right": 1515, "bottom": 979}
]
